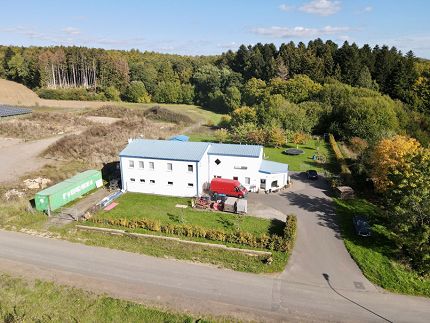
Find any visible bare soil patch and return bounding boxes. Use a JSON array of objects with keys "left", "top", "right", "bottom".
[
  {"left": 0, "top": 135, "right": 61, "bottom": 184},
  {"left": 0, "top": 112, "right": 92, "bottom": 140},
  {"left": 43, "top": 117, "right": 178, "bottom": 164},
  {"left": 85, "top": 116, "right": 121, "bottom": 124}
]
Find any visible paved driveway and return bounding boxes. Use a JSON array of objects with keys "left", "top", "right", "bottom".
[{"left": 248, "top": 172, "right": 376, "bottom": 292}]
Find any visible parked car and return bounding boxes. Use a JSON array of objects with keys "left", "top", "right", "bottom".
[
  {"left": 353, "top": 215, "right": 372, "bottom": 237},
  {"left": 306, "top": 170, "right": 318, "bottom": 180},
  {"left": 210, "top": 178, "right": 248, "bottom": 198}
]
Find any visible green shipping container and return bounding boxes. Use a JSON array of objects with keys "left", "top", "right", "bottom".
[{"left": 35, "top": 170, "right": 103, "bottom": 212}]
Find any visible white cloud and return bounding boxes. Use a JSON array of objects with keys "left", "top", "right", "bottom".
[
  {"left": 279, "top": 4, "right": 294, "bottom": 12},
  {"left": 299, "top": 0, "right": 341, "bottom": 16},
  {"left": 63, "top": 27, "right": 81, "bottom": 35},
  {"left": 217, "top": 41, "right": 238, "bottom": 50},
  {"left": 363, "top": 6, "right": 373, "bottom": 12},
  {"left": 252, "top": 25, "right": 350, "bottom": 38}
]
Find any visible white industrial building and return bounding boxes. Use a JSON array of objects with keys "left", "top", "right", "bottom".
[{"left": 119, "top": 139, "right": 289, "bottom": 197}]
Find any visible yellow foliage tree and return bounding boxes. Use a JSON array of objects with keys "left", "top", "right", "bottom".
[{"left": 370, "top": 135, "right": 421, "bottom": 192}]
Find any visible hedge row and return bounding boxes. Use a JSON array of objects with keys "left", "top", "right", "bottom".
[
  {"left": 329, "top": 134, "right": 351, "bottom": 175},
  {"left": 89, "top": 215, "right": 297, "bottom": 252}
]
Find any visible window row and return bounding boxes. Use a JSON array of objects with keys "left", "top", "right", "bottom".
[
  {"left": 129, "top": 178, "right": 194, "bottom": 187},
  {"left": 128, "top": 160, "right": 193, "bottom": 172}
]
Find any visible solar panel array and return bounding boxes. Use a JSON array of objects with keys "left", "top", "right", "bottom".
[{"left": 0, "top": 105, "right": 32, "bottom": 117}]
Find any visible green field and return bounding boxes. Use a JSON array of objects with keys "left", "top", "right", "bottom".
[
  {"left": 123, "top": 102, "right": 224, "bottom": 125},
  {"left": 335, "top": 198, "right": 430, "bottom": 297},
  {"left": 94, "top": 192, "right": 284, "bottom": 236},
  {"left": 0, "top": 274, "right": 209, "bottom": 322},
  {"left": 264, "top": 139, "right": 335, "bottom": 173}
]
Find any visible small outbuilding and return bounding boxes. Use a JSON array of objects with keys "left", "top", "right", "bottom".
[{"left": 335, "top": 186, "right": 355, "bottom": 199}]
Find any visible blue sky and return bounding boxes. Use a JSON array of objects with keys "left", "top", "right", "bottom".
[{"left": 0, "top": 0, "right": 429, "bottom": 57}]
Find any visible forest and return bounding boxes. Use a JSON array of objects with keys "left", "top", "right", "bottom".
[
  {"left": 0, "top": 40, "right": 429, "bottom": 275},
  {"left": 1, "top": 40, "right": 429, "bottom": 145}
]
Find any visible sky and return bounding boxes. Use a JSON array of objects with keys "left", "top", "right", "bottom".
[{"left": 0, "top": 0, "right": 429, "bottom": 58}]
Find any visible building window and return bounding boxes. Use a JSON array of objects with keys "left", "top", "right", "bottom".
[
  {"left": 149, "top": 162, "right": 154, "bottom": 170},
  {"left": 168, "top": 181, "right": 173, "bottom": 186},
  {"left": 140, "top": 179, "right": 145, "bottom": 183},
  {"left": 233, "top": 176, "right": 238, "bottom": 180},
  {"left": 129, "top": 160, "right": 134, "bottom": 168},
  {"left": 234, "top": 166, "right": 247, "bottom": 170},
  {"left": 150, "top": 180, "right": 155, "bottom": 184},
  {"left": 245, "top": 177, "right": 250, "bottom": 184},
  {"left": 188, "top": 165, "right": 193, "bottom": 172},
  {"left": 130, "top": 178, "right": 135, "bottom": 182},
  {"left": 188, "top": 183, "right": 194, "bottom": 187},
  {"left": 138, "top": 161, "right": 144, "bottom": 169},
  {"left": 167, "top": 163, "right": 173, "bottom": 171},
  {"left": 215, "top": 158, "right": 221, "bottom": 165}
]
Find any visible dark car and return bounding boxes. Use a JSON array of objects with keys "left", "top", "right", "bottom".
[
  {"left": 306, "top": 170, "right": 318, "bottom": 180},
  {"left": 353, "top": 215, "right": 372, "bottom": 237}
]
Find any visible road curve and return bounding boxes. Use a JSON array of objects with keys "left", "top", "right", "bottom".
[{"left": 0, "top": 230, "right": 429, "bottom": 322}]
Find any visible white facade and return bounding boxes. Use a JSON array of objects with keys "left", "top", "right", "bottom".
[{"left": 120, "top": 139, "right": 289, "bottom": 197}]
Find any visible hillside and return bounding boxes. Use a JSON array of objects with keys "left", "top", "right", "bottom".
[{"left": 0, "top": 78, "right": 41, "bottom": 106}]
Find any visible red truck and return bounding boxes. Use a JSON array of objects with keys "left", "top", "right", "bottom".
[{"left": 209, "top": 178, "right": 248, "bottom": 198}]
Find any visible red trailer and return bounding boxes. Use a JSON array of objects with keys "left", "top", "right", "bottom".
[{"left": 209, "top": 178, "right": 248, "bottom": 198}]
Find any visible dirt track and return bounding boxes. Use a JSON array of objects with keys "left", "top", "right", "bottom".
[{"left": 0, "top": 136, "right": 61, "bottom": 184}]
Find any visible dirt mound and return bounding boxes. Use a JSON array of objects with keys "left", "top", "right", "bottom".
[{"left": 0, "top": 79, "right": 41, "bottom": 106}]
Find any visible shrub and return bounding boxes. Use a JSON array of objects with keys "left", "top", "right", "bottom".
[
  {"left": 349, "top": 137, "right": 368, "bottom": 154},
  {"left": 329, "top": 134, "right": 351, "bottom": 175},
  {"left": 103, "top": 86, "right": 121, "bottom": 101},
  {"left": 37, "top": 88, "right": 106, "bottom": 101},
  {"left": 214, "top": 128, "right": 229, "bottom": 143},
  {"left": 122, "top": 81, "right": 151, "bottom": 103},
  {"left": 88, "top": 216, "right": 297, "bottom": 252}
]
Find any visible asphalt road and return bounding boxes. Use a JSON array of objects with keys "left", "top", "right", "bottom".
[{"left": 1, "top": 174, "right": 429, "bottom": 322}]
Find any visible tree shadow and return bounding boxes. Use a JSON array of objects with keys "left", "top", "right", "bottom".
[
  {"left": 279, "top": 190, "right": 341, "bottom": 239},
  {"left": 290, "top": 172, "right": 333, "bottom": 196},
  {"left": 268, "top": 218, "right": 285, "bottom": 236}
]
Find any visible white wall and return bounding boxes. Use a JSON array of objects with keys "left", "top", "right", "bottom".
[
  {"left": 207, "top": 152, "right": 262, "bottom": 191},
  {"left": 121, "top": 157, "right": 199, "bottom": 197}
]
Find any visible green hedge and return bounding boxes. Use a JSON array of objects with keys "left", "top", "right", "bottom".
[
  {"left": 89, "top": 214, "right": 298, "bottom": 252},
  {"left": 329, "top": 133, "right": 352, "bottom": 175},
  {"left": 37, "top": 88, "right": 107, "bottom": 101}
]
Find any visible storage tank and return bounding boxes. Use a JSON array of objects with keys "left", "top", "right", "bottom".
[{"left": 35, "top": 170, "right": 103, "bottom": 212}]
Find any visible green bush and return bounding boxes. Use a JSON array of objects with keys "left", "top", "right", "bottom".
[
  {"left": 122, "top": 81, "right": 151, "bottom": 103},
  {"left": 37, "top": 88, "right": 107, "bottom": 101},
  {"left": 89, "top": 216, "right": 297, "bottom": 252},
  {"left": 329, "top": 133, "right": 351, "bottom": 175},
  {"left": 103, "top": 86, "right": 121, "bottom": 101}
]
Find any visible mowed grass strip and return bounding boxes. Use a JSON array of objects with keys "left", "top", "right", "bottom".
[
  {"left": 264, "top": 139, "right": 335, "bottom": 173},
  {"left": 335, "top": 198, "right": 430, "bottom": 297},
  {"left": 0, "top": 274, "right": 210, "bottom": 322},
  {"left": 95, "top": 193, "right": 284, "bottom": 236}
]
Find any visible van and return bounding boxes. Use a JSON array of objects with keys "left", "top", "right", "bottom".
[{"left": 210, "top": 178, "right": 248, "bottom": 198}]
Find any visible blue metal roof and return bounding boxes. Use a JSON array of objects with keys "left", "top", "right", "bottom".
[
  {"left": 259, "top": 160, "right": 289, "bottom": 174},
  {"left": 168, "top": 134, "right": 189, "bottom": 142},
  {"left": 208, "top": 143, "right": 262, "bottom": 158},
  {"left": 120, "top": 139, "right": 210, "bottom": 162}
]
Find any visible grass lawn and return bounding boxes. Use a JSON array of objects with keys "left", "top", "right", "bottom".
[
  {"left": 123, "top": 102, "right": 224, "bottom": 125},
  {"left": 0, "top": 274, "right": 210, "bottom": 322},
  {"left": 335, "top": 198, "right": 430, "bottom": 297},
  {"left": 94, "top": 192, "right": 285, "bottom": 237},
  {"left": 264, "top": 139, "right": 336, "bottom": 174}
]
